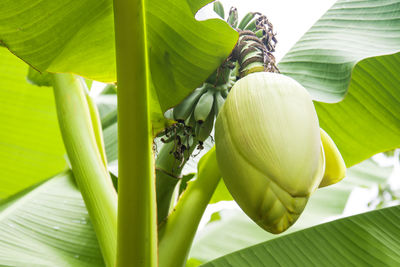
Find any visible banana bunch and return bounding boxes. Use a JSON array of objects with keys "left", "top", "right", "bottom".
[{"left": 172, "top": 83, "right": 228, "bottom": 144}]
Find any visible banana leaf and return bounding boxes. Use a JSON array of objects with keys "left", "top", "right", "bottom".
[
  {"left": 201, "top": 205, "right": 400, "bottom": 266},
  {"left": 279, "top": 0, "right": 400, "bottom": 166},
  {"left": 0, "top": 172, "right": 104, "bottom": 266}
]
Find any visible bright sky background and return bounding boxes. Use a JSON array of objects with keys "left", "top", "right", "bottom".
[{"left": 197, "top": 0, "right": 337, "bottom": 61}]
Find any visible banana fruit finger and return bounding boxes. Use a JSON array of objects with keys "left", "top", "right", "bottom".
[
  {"left": 227, "top": 7, "right": 238, "bottom": 28},
  {"left": 195, "top": 109, "right": 215, "bottom": 142},
  {"left": 173, "top": 85, "right": 206, "bottom": 122},
  {"left": 238, "top": 12, "right": 257, "bottom": 30},
  {"left": 213, "top": 1, "right": 225, "bottom": 19},
  {"left": 213, "top": 90, "right": 225, "bottom": 116},
  {"left": 194, "top": 89, "right": 214, "bottom": 123}
]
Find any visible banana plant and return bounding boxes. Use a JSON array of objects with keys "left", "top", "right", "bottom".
[{"left": 0, "top": 0, "right": 400, "bottom": 266}]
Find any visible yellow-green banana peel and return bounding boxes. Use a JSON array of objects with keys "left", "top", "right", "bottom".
[
  {"left": 215, "top": 72, "right": 326, "bottom": 234},
  {"left": 319, "top": 128, "right": 346, "bottom": 187}
]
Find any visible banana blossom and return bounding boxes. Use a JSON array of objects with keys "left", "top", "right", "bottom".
[{"left": 215, "top": 72, "right": 345, "bottom": 234}]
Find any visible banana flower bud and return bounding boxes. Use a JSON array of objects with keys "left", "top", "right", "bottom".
[{"left": 215, "top": 72, "right": 344, "bottom": 234}]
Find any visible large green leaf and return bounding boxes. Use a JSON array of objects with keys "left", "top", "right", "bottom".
[
  {"left": 0, "top": 0, "right": 237, "bottom": 115},
  {"left": 0, "top": 172, "right": 104, "bottom": 266},
  {"left": 315, "top": 54, "right": 400, "bottom": 166},
  {"left": 0, "top": 48, "right": 66, "bottom": 200},
  {"left": 189, "top": 184, "right": 350, "bottom": 264},
  {"left": 202, "top": 205, "right": 400, "bottom": 267},
  {"left": 279, "top": 0, "right": 400, "bottom": 166},
  {"left": 189, "top": 159, "right": 393, "bottom": 265}
]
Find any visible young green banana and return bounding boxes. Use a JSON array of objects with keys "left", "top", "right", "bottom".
[
  {"left": 221, "top": 89, "right": 228, "bottom": 98},
  {"left": 213, "top": 90, "right": 225, "bottom": 116},
  {"left": 244, "top": 18, "right": 257, "bottom": 31},
  {"left": 173, "top": 86, "right": 206, "bottom": 122},
  {"left": 238, "top": 12, "right": 257, "bottom": 30},
  {"left": 255, "top": 28, "right": 264, "bottom": 39},
  {"left": 213, "top": 1, "right": 224, "bottom": 19},
  {"left": 164, "top": 108, "right": 174, "bottom": 120},
  {"left": 227, "top": 7, "right": 238, "bottom": 28},
  {"left": 195, "top": 109, "right": 215, "bottom": 142},
  {"left": 184, "top": 111, "right": 196, "bottom": 128},
  {"left": 194, "top": 89, "right": 214, "bottom": 123}
]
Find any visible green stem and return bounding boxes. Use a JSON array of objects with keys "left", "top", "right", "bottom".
[
  {"left": 155, "top": 169, "right": 180, "bottom": 224},
  {"left": 155, "top": 141, "right": 198, "bottom": 224},
  {"left": 158, "top": 147, "right": 221, "bottom": 267},
  {"left": 52, "top": 73, "right": 117, "bottom": 267},
  {"left": 113, "top": 0, "right": 157, "bottom": 265},
  {"left": 156, "top": 140, "right": 197, "bottom": 177},
  {"left": 83, "top": 80, "right": 108, "bottom": 168}
]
